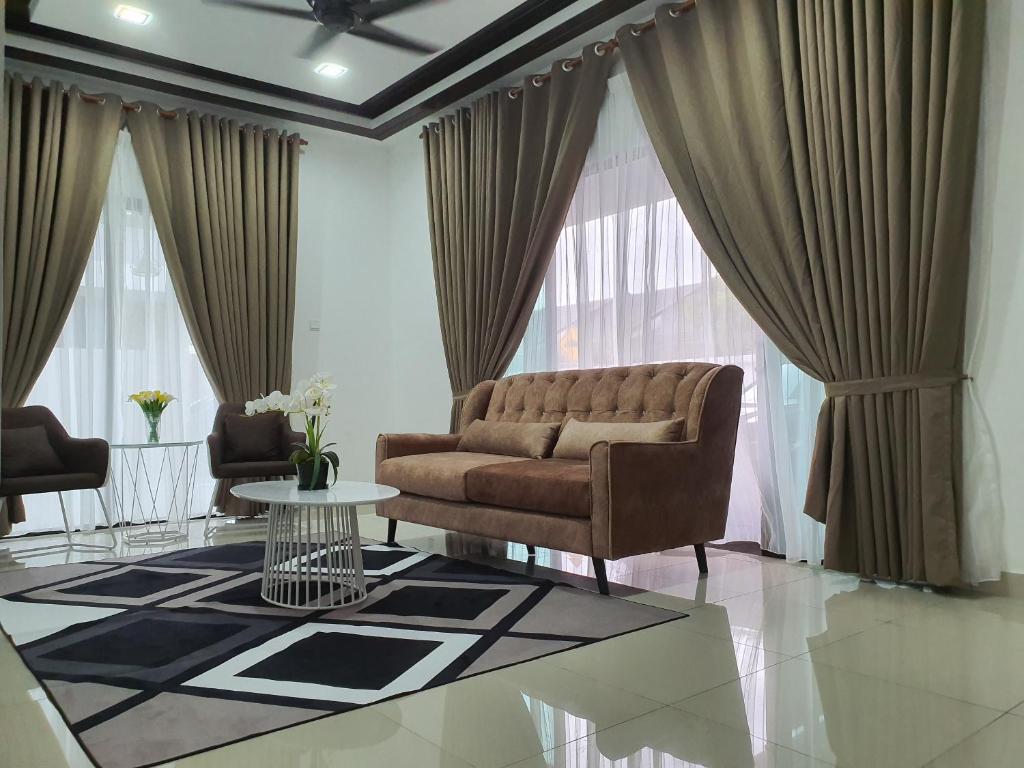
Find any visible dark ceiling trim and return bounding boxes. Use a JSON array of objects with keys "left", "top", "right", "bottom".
[
  {"left": 4, "top": 0, "right": 646, "bottom": 141},
  {"left": 359, "top": 0, "right": 577, "bottom": 116},
  {"left": 3, "top": 47, "right": 376, "bottom": 137},
  {"left": 5, "top": 0, "right": 579, "bottom": 120},
  {"left": 373, "top": 0, "right": 643, "bottom": 140}
]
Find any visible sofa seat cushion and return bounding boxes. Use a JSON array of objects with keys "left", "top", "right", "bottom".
[
  {"left": 465, "top": 459, "right": 591, "bottom": 519},
  {"left": 377, "top": 452, "right": 524, "bottom": 502}
]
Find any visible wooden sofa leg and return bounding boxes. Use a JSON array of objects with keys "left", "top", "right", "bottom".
[
  {"left": 387, "top": 519, "right": 398, "bottom": 546},
  {"left": 593, "top": 557, "right": 609, "bottom": 595},
  {"left": 694, "top": 543, "right": 709, "bottom": 574},
  {"left": 526, "top": 545, "right": 536, "bottom": 557}
]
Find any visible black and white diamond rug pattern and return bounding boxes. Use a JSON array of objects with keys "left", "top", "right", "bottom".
[{"left": 0, "top": 540, "right": 684, "bottom": 768}]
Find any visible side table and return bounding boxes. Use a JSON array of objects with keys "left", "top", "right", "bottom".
[{"left": 110, "top": 440, "right": 202, "bottom": 545}]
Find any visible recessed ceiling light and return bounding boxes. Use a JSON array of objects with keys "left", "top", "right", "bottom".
[
  {"left": 314, "top": 62, "right": 348, "bottom": 78},
  {"left": 114, "top": 5, "right": 152, "bottom": 25}
]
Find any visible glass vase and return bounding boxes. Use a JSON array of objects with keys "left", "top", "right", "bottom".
[{"left": 145, "top": 412, "right": 161, "bottom": 444}]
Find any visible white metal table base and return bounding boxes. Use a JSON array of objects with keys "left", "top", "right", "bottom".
[
  {"left": 111, "top": 442, "right": 201, "bottom": 546},
  {"left": 261, "top": 503, "right": 367, "bottom": 609}
]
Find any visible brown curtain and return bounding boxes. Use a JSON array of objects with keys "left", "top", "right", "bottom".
[
  {"left": 126, "top": 108, "right": 300, "bottom": 515},
  {"left": 423, "top": 48, "right": 614, "bottom": 431},
  {"left": 617, "top": 1, "right": 984, "bottom": 585},
  {"left": 1, "top": 74, "right": 121, "bottom": 535}
]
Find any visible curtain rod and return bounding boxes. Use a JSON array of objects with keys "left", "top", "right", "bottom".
[
  {"left": 508, "top": 0, "right": 695, "bottom": 98},
  {"left": 420, "top": 0, "right": 695, "bottom": 138},
  {"left": 63, "top": 89, "right": 309, "bottom": 145}
]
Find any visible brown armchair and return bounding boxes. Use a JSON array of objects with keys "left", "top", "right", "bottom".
[
  {"left": 1, "top": 406, "right": 115, "bottom": 552},
  {"left": 204, "top": 403, "right": 304, "bottom": 538}
]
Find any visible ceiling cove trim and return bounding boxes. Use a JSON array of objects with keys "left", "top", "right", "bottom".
[
  {"left": 4, "top": 0, "right": 647, "bottom": 141},
  {"left": 5, "top": 0, "right": 577, "bottom": 119}
]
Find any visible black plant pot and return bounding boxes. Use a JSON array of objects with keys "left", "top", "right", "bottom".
[{"left": 295, "top": 460, "right": 329, "bottom": 491}]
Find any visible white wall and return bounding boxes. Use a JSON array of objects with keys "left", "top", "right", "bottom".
[
  {"left": 965, "top": 0, "right": 1024, "bottom": 575},
  {"left": 386, "top": 130, "right": 451, "bottom": 434},
  {"left": 292, "top": 125, "right": 450, "bottom": 483},
  {"left": 293, "top": 129, "right": 395, "bottom": 483}
]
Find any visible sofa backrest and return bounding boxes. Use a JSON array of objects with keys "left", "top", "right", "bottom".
[{"left": 460, "top": 362, "right": 742, "bottom": 442}]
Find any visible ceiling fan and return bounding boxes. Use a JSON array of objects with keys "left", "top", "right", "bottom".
[{"left": 204, "top": 0, "right": 444, "bottom": 57}]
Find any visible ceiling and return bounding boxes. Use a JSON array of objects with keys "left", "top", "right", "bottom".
[
  {"left": 30, "top": 0, "right": 526, "bottom": 104},
  {"left": 4, "top": 0, "right": 652, "bottom": 139}
]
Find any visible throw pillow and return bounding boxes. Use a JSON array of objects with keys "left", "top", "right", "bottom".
[
  {"left": 1, "top": 426, "right": 65, "bottom": 477},
  {"left": 552, "top": 418, "right": 685, "bottom": 460},
  {"left": 457, "top": 420, "right": 560, "bottom": 459},
  {"left": 223, "top": 412, "right": 282, "bottom": 463}
]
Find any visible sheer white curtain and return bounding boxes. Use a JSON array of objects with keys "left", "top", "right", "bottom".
[
  {"left": 20, "top": 131, "right": 218, "bottom": 535},
  {"left": 509, "top": 74, "right": 825, "bottom": 561}
]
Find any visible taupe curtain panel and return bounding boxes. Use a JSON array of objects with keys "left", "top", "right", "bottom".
[
  {"left": 126, "top": 108, "right": 300, "bottom": 403},
  {"left": 127, "top": 109, "right": 301, "bottom": 517},
  {"left": 618, "top": 1, "right": 984, "bottom": 585},
  {"left": 2, "top": 74, "right": 121, "bottom": 535},
  {"left": 423, "top": 48, "right": 613, "bottom": 431}
]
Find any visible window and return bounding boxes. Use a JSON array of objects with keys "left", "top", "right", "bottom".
[
  {"left": 21, "top": 131, "right": 218, "bottom": 535},
  {"left": 510, "top": 75, "right": 824, "bottom": 559}
]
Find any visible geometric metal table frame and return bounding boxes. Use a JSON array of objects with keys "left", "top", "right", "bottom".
[
  {"left": 262, "top": 503, "right": 366, "bottom": 609},
  {"left": 231, "top": 480, "right": 400, "bottom": 610},
  {"left": 110, "top": 440, "right": 201, "bottom": 546}
]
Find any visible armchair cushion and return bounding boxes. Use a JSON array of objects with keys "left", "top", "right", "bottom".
[
  {"left": 0, "top": 472, "right": 103, "bottom": 496},
  {"left": 215, "top": 461, "right": 297, "bottom": 479},
  {"left": 552, "top": 417, "right": 684, "bottom": 460},
  {"left": 223, "top": 413, "right": 281, "bottom": 463},
  {"left": 1, "top": 426, "right": 65, "bottom": 478},
  {"left": 457, "top": 420, "right": 559, "bottom": 459},
  {"left": 465, "top": 458, "right": 591, "bottom": 519}
]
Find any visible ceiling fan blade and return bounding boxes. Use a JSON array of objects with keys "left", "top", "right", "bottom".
[
  {"left": 202, "top": 0, "right": 312, "bottom": 20},
  {"left": 298, "top": 25, "right": 340, "bottom": 59},
  {"left": 348, "top": 21, "right": 440, "bottom": 55},
  {"left": 350, "top": 0, "right": 443, "bottom": 23}
]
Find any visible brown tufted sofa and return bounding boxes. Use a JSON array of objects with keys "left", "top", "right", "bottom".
[{"left": 375, "top": 362, "right": 743, "bottom": 593}]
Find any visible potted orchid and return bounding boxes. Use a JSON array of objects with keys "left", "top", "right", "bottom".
[{"left": 245, "top": 373, "right": 340, "bottom": 491}]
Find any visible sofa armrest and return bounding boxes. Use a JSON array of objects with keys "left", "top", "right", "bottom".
[
  {"left": 376, "top": 433, "right": 462, "bottom": 467},
  {"left": 589, "top": 439, "right": 732, "bottom": 560},
  {"left": 60, "top": 437, "right": 110, "bottom": 482}
]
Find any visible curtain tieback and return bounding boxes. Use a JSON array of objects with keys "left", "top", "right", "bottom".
[
  {"left": 825, "top": 371, "right": 967, "bottom": 398},
  {"left": 451, "top": 390, "right": 471, "bottom": 402}
]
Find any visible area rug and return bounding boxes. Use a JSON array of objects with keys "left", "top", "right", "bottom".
[{"left": 0, "top": 540, "right": 685, "bottom": 768}]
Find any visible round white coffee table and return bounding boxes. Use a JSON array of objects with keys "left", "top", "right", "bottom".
[{"left": 231, "top": 480, "right": 399, "bottom": 609}]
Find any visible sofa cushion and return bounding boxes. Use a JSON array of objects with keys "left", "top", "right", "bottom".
[
  {"left": 466, "top": 459, "right": 591, "bottom": 519},
  {"left": 1, "top": 426, "right": 65, "bottom": 478},
  {"left": 377, "top": 452, "right": 524, "bottom": 502},
  {"left": 552, "top": 418, "right": 684, "bottom": 460},
  {"left": 223, "top": 413, "right": 281, "bottom": 462},
  {"left": 457, "top": 420, "right": 559, "bottom": 459}
]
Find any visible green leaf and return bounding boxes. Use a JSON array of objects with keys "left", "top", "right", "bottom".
[
  {"left": 289, "top": 448, "right": 311, "bottom": 464},
  {"left": 322, "top": 451, "right": 340, "bottom": 485}
]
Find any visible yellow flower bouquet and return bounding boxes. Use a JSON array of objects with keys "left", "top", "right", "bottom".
[{"left": 128, "top": 390, "right": 176, "bottom": 443}]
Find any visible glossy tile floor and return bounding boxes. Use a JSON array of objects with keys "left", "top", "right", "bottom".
[{"left": 2, "top": 513, "right": 1023, "bottom": 767}]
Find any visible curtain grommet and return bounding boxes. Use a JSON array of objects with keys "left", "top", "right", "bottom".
[
  {"left": 594, "top": 42, "right": 606, "bottom": 56},
  {"left": 508, "top": 89, "right": 519, "bottom": 100},
  {"left": 630, "top": 25, "right": 642, "bottom": 36},
  {"left": 562, "top": 60, "right": 574, "bottom": 72},
  {"left": 532, "top": 75, "right": 546, "bottom": 87}
]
